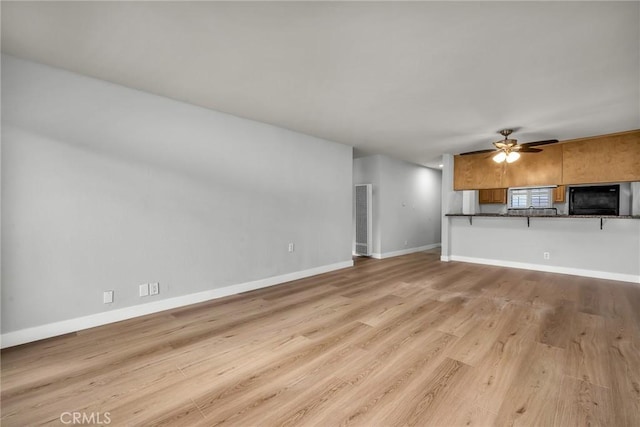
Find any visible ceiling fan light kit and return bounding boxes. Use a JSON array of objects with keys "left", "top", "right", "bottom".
[
  {"left": 506, "top": 151, "right": 520, "bottom": 163},
  {"left": 492, "top": 151, "right": 521, "bottom": 163},
  {"left": 492, "top": 151, "right": 507, "bottom": 163}
]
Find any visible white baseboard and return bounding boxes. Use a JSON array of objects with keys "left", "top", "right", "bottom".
[
  {"left": 440, "top": 255, "right": 450, "bottom": 262},
  {"left": 449, "top": 255, "right": 640, "bottom": 284},
  {"left": 371, "top": 243, "right": 441, "bottom": 260},
  {"left": 1, "top": 260, "right": 354, "bottom": 349}
]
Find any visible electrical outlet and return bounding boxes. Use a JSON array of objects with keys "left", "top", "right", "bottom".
[
  {"left": 139, "top": 283, "right": 149, "bottom": 297},
  {"left": 103, "top": 290, "right": 114, "bottom": 304},
  {"left": 543, "top": 252, "right": 550, "bottom": 260},
  {"left": 288, "top": 243, "right": 295, "bottom": 252},
  {"left": 404, "top": 240, "right": 408, "bottom": 246},
  {"left": 149, "top": 282, "right": 159, "bottom": 295}
]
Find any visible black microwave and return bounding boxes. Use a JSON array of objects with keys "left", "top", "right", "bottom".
[{"left": 569, "top": 185, "right": 619, "bottom": 215}]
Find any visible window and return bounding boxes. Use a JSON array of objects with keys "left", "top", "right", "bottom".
[{"left": 508, "top": 187, "right": 553, "bottom": 209}]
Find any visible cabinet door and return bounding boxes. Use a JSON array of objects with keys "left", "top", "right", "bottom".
[
  {"left": 553, "top": 185, "right": 565, "bottom": 203},
  {"left": 503, "top": 144, "right": 563, "bottom": 188},
  {"left": 478, "top": 189, "right": 493, "bottom": 204},
  {"left": 492, "top": 189, "right": 507, "bottom": 203},
  {"left": 562, "top": 130, "right": 640, "bottom": 184},
  {"left": 454, "top": 154, "right": 505, "bottom": 190},
  {"left": 479, "top": 188, "right": 506, "bottom": 204}
]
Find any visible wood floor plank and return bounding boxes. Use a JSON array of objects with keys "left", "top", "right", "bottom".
[
  {"left": 537, "top": 298, "right": 577, "bottom": 349},
  {"left": 443, "top": 302, "right": 523, "bottom": 366},
  {"left": 436, "top": 295, "right": 497, "bottom": 337},
  {"left": 554, "top": 375, "right": 614, "bottom": 427},
  {"left": 192, "top": 321, "right": 371, "bottom": 417},
  {"left": 202, "top": 345, "right": 377, "bottom": 426},
  {"left": 608, "top": 333, "right": 640, "bottom": 427},
  {"left": 494, "top": 341, "right": 566, "bottom": 426},
  {"left": 565, "top": 312, "right": 611, "bottom": 388},
  {"left": 258, "top": 375, "right": 351, "bottom": 427},
  {"left": 2, "top": 249, "right": 639, "bottom": 426},
  {"left": 352, "top": 298, "right": 442, "bottom": 352},
  {"left": 461, "top": 306, "right": 540, "bottom": 414},
  {"left": 379, "top": 357, "right": 472, "bottom": 426},
  {"left": 316, "top": 331, "right": 458, "bottom": 426},
  {"left": 425, "top": 404, "right": 497, "bottom": 427}
]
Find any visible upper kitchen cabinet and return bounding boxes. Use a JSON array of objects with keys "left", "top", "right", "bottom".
[
  {"left": 454, "top": 129, "right": 640, "bottom": 190},
  {"left": 453, "top": 143, "right": 562, "bottom": 190},
  {"left": 553, "top": 185, "right": 566, "bottom": 203},
  {"left": 562, "top": 130, "right": 640, "bottom": 184},
  {"left": 503, "top": 144, "right": 563, "bottom": 188},
  {"left": 479, "top": 188, "right": 507, "bottom": 204},
  {"left": 454, "top": 153, "right": 505, "bottom": 190}
]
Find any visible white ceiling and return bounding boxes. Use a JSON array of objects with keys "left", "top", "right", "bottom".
[{"left": 2, "top": 1, "right": 639, "bottom": 168}]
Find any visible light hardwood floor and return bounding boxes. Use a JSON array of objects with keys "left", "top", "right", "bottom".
[{"left": 2, "top": 250, "right": 639, "bottom": 426}]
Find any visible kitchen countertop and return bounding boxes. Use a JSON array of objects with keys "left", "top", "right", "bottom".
[{"left": 445, "top": 213, "right": 639, "bottom": 219}]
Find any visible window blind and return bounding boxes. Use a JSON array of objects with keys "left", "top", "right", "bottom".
[{"left": 509, "top": 187, "right": 553, "bottom": 209}]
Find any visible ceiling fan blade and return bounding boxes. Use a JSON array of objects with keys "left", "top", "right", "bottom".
[
  {"left": 459, "top": 149, "right": 497, "bottom": 156},
  {"left": 461, "top": 133, "right": 557, "bottom": 156},
  {"left": 517, "top": 147, "right": 543, "bottom": 153},
  {"left": 520, "top": 139, "right": 559, "bottom": 147}
]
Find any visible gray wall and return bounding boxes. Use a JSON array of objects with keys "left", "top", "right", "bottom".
[
  {"left": 1, "top": 55, "right": 353, "bottom": 333},
  {"left": 378, "top": 155, "right": 442, "bottom": 254},
  {"left": 354, "top": 154, "right": 441, "bottom": 257}
]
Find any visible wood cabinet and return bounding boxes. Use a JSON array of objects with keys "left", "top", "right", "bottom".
[
  {"left": 480, "top": 186, "right": 562, "bottom": 204},
  {"left": 454, "top": 153, "right": 504, "bottom": 190},
  {"left": 503, "top": 144, "right": 563, "bottom": 188},
  {"left": 454, "top": 130, "right": 639, "bottom": 190},
  {"left": 562, "top": 130, "right": 640, "bottom": 184},
  {"left": 553, "top": 185, "right": 565, "bottom": 203},
  {"left": 454, "top": 144, "right": 563, "bottom": 190},
  {"left": 479, "top": 188, "right": 507, "bottom": 204}
]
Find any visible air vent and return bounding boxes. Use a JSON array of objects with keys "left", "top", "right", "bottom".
[{"left": 355, "top": 184, "right": 372, "bottom": 256}]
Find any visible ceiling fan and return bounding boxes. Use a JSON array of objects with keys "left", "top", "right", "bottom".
[{"left": 460, "top": 129, "right": 558, "bottom": 163}]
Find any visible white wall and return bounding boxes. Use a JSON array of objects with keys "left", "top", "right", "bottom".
[
  {"left": 448, "top": 216, "right": 640, "bottom": 282},
  {"left": 1, "top": 55, "right": 353, "bottom": 338},
  {"left": 354, "top": 154, "right": 441, "bottom": 258}
]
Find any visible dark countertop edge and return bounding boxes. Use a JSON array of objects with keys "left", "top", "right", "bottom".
[{"left": 445, "top": 214, "right": 639, "bottom": 219}]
